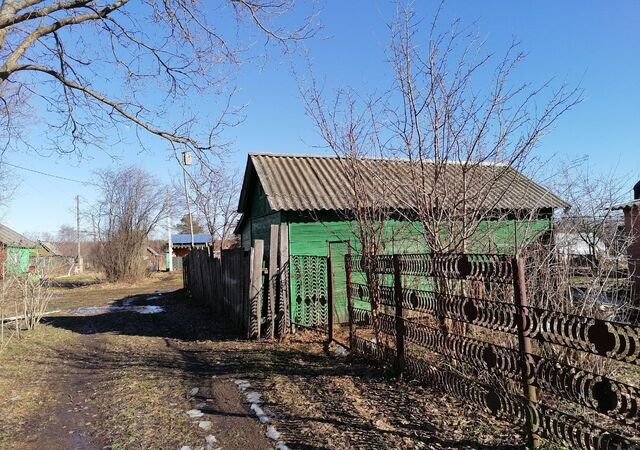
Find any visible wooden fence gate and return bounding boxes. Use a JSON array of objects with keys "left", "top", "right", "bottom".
[{"left": 183, "top": 225, "right": 292, "bottom": 340}]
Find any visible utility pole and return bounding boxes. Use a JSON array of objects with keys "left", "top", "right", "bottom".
[
  {"left": 167, "top": 190, "right": 173, "bottom": 272},
  {"left": 76, "top": 195, "right": 83, "bottom": 273},
  {"left": 181, "top": 151, "right": 195, "bottom": 248}
]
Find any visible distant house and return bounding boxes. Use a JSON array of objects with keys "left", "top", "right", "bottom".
[
  {"left": 235, "top": 153, "right": 568, "bottom": 323},
  {"left": 167, "top": 233, "right": 212, "bottom": 271},
  {"left": 171, "top": 233, "right": 213, "bottom": 258},
  {"left": 0, "top": 224, "right": 38, "bottom": 276},
  {"left": 145, "top": 246, "right": 165, "bottom": 272}
]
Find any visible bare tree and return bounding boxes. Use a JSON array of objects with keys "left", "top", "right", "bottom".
[
  {"left": 0, "top": 157, "right": 17, "bottom": 216},
  {"left": 180, "top": 162, "right": 240, "bottom": 248},
  {"left": 56, "top": 224, "right": 76, "bottom": 242},
  {"left": 94, "top": 166, "right": 168, "bottom": 281},
  {"left": 303, "top": 3, "right": 581, "bottom": 341},
  {"left": 0, "top": 0, "right": 315, "bottom": 158}
]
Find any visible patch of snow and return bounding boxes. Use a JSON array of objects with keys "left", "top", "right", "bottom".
[
  {"left": 266, "top": 425, "right": 280, "bottom": 440},
  {"left": 198, "top": 421, "right": 212, "bottom": 430},
  {"left": 186, "top": 409, "right": 204, "bottom": 418},
  {"left": 190, "top": 387, "right": 199, "bottom": 396},
  {"left": 205, "top": 435, "right": 217, "bottom": 445},
  {"left": 246, "top": 391, "right": 262, "bottom": 404},
  {"left": 334, "top": 345, "right": 348, "bottom": 356},
  {"left": 233, "top": 379, "right": 290, "bottom": 449},
  {"left": 179, "top": 446, "right": 191, "bottom": 450},
  {"left": 250, "top": 403, "right": 269, "bottom": 423},
  {"left": 233, "top": 379, "right": 251, "bottom": 390},
  {"left": 65, "top": 305, "right": 164, "bottom": 315}
]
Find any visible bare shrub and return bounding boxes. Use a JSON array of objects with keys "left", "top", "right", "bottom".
[
  {"left": 94, "top": 167, "right": 168, "bottom": 282},
  {"left": 0, "top": 261, "right": 53, "bottom": 352}
]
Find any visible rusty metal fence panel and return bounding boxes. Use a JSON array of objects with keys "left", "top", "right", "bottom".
[{"left": 345, "top": 252, "right": 640, "bottom": 450}]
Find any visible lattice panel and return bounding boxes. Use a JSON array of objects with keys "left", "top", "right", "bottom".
[{"left": 291, "top": 255, "right": 329, "bottom": 329}]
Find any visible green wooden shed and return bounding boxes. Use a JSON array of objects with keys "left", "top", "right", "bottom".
[
  {"left": 0, "top": 223, "right": 38, "bottom": 276},
  {"left": 235, "top": 153, "right": 568, "bottom": 326}
]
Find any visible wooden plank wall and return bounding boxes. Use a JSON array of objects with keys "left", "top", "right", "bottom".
[{"left": 183, "top": 229, "right": 290, "bottom": 340}]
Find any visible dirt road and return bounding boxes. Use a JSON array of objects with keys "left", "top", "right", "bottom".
[{"left": 0, "top": 273, "right": 524, "bottom": 450}]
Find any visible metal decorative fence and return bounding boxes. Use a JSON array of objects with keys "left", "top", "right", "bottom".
[
  {"left": 290, "top": 255, "right": 329, "bottom": 330},
  {"left": 344, "top": 253, "right": 640, "bottom": 450}
]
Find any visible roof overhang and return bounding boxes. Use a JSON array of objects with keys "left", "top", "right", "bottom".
[{"left": 610, "top": 199, "right": 640, "bottom": 210}]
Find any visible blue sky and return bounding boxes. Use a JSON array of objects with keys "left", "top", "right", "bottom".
[{"left": 3, "top": 0, "right": 639, "bottom": 236}]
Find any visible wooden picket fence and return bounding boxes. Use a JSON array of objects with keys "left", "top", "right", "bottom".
[{"left": 183, "top": 225, "right": 290, "bottom": 339}]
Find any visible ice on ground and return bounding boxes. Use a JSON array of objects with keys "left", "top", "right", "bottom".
[
  {"left": 233, "top": 379, "right": 251, "bottom": 390},
  {"left": 198, "top": 421, "right": 212, "bottom": 430},
  {"left": 266, "top": 425, "right": 280, "bottom": 440},
  {"left": 233, "top": 379, "right": 289, "bottom": 449},
  {"left": 334, "top": 345, "right": 348, "bottom": 356},
  {"left": 250, "top": 403, "right": 269, "bottom": 423},
  {"left": 246, "top": 391, "right": 262, "bottom": 404},
  {"left": 66, "top": 305, "right": 164, "bottom": 315},
  {"left": 186, "top": 409, "right": 204, "bottom": 418}
]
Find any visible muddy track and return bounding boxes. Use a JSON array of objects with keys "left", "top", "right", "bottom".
[
  {"left": 26, "top": 332, "right": 109, "bottom": 450},
  {"left": 21, "top": 290, "right": 275, "bottom": 450}
]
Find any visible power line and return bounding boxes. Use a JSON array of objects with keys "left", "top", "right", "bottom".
[{"left": 2, "top": 161, "right": 95, "bottom": 186}]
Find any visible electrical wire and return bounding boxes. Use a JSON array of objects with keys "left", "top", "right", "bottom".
[{"left": 1, "top": 161, "right": 96, "bottom": 186}]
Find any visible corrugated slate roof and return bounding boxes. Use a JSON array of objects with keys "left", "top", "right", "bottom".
[
  {"left": 171, "top": 233, "right": 212, "bottom": 245},
  {"left": 238, "top": 153, "right": 569, "bottom": 213},
  {"left": 610, "top": 199, "right": 640, "bottom": 210},
  {"left": 0, "top": 224, "right": 36, "bottom": 248}
]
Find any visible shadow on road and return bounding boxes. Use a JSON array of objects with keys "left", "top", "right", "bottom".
[{"left": 43, "top": 289, "right": 525, "bottom": 450}]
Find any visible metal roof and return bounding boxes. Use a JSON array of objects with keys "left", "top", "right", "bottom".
[
  {"left": 610, "top": 199, "right": 640, "bottom": 210},
  {"left": 171, "top": 233, "right": 212, "bottom": 245},
  {"left": 238, "top": 153, "right": 569, "bottom": 213},
  {"left": 0, "top": 224, "right": 36, "bottom": 248}
]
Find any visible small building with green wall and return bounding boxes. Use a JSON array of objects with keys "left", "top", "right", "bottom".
[
  {"left": 235, "top": 153, "right": 568, "bottom": 326},
  {"left": 0, "top": 223, "right": 38, "bottom": 276}
]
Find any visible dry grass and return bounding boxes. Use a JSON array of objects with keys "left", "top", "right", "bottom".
[{"left": 0, "top": 325, "right": 75, "bottom": 448}]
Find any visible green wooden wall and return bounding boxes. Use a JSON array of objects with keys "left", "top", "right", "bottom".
[
  {"left": 6, "top": 247, "right": 33, "bottom": 273},
  {"left": 237, "top": 178, "right": 553, "bottom": 326},
  {"left": 287, "top": 217, "right": 552, "bottom": 324}
]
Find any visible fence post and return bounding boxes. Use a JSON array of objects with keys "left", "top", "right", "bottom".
[
  {"left": 268, "top": 225, "right": 279, "bottom": 340},
  {"left": 345, "top": 251, "right": 355, "bottom": 350},
  {"left": 249, "top": 240, "right": 264, "bottom": 340},
  {"left": 326, "top": 251, "right": 334, "bottom": 349},
  {"left": 513, "top": 256, "right": 540, "bottom": 449},
  {"left": 392, "top": 254, "right": 405, "bottom": 375},
  {"left": 278, "top": 225, "right": 290, "bottom": 336}
]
